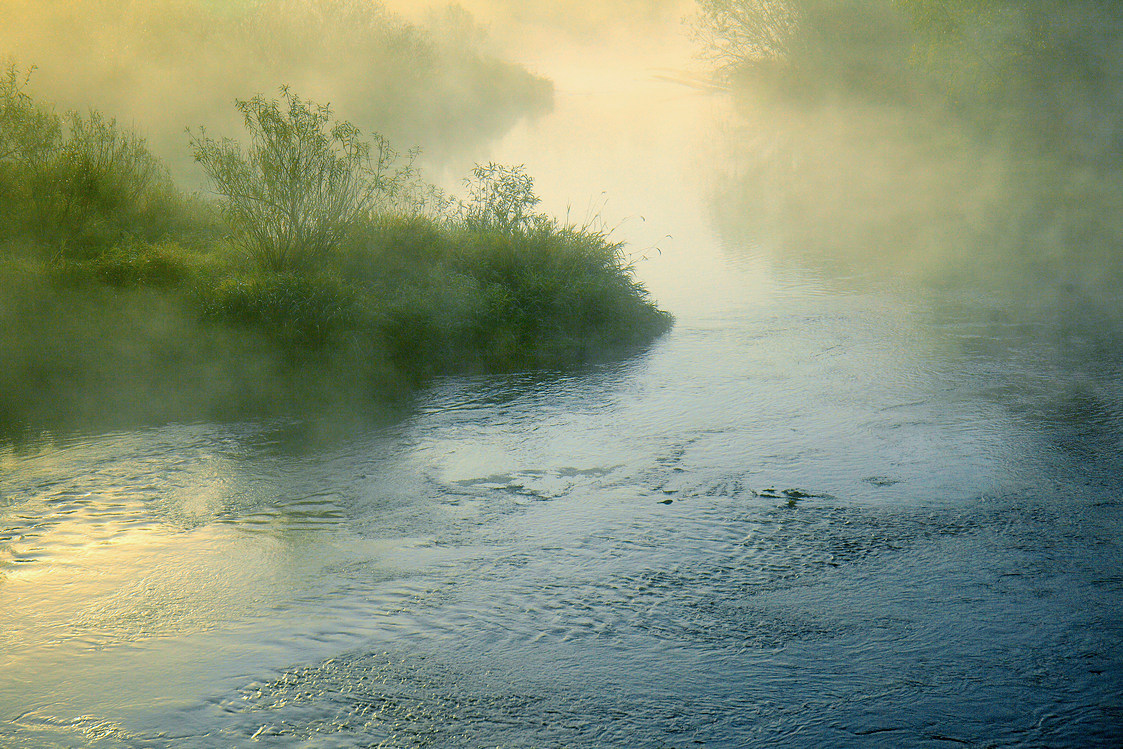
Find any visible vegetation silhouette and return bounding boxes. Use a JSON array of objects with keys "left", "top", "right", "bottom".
[
  {"left": 189, "top": 88, "right": 418, "bottom": 273},
  {"left": 696, "top": 0, "right": 1123, "bottom": 155},
  {"left": 0, "top": 76, "right": 672, "bottom": 435}
]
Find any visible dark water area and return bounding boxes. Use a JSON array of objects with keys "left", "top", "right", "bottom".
[{"left": 3, "top": 18, "right": 1123, "bottom": 749}]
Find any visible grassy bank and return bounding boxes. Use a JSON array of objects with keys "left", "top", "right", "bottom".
[{"left": 0, "top": 75, "right": 671, "bottom": 435}]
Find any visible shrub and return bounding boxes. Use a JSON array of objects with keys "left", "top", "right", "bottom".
[
  {"left": 0, "top": 63, "right": 60, "bottom": 169},
  {"left": 0, "top": 63, "right": 61, "bottom": 240},
  {"left": 459, "top": 162, "right": 544, "bottom": 234},
  {"left": 693, "top": 0, "right": 802, "bottom": 75},
  {"left": 371, "top": 269, "right": 481, "bottom": 378},
  {"left": 34, "top": 110, "right": 173, "bottom": 257},
  {"left": 1, "top": 65, "right": 181, "bottom": 257},
  {"left": 451, "top": 221, "right": 673, "bottom": 368},
  {"left": 196, "top": 271, "right": 362, "bottom": 349},
  {"left": 91, "top": 240, "right": 190, "bottom": 287},
  {"left": 189, "top": 88, "right": 417, "bottom": 272}
]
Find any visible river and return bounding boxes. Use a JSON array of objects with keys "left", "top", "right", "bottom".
[{"left": 2, "top": 16, "right": 1122, "bottom": 749}]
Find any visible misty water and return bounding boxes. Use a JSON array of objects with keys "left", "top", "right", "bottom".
[{"left": 3, "top": 22, "right": 1123, "bottom": 749}]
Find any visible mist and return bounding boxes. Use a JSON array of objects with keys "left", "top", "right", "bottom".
[
  {"left": 2, "top": 2, "right": 1123, "bottom": 747},
  {"left": 697, "top": 0, "right": 1123, "bottom": 501},
  {"left": 701, "top": 0, "right": 1123, "bottom": 405},
  {"left": 0, "top": 0, "right": 668, "bottom": 436},
  {"left": 0, "top": 0, "right": 553, "bottom": 179}
]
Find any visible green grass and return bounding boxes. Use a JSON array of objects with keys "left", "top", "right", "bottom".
[{"left": 196, "top": 271, "right": 363, "bottom": 350}]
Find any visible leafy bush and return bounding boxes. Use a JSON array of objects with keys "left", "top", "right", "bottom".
[
  {"left": 0, "top": 63, "right": 60, "bottom": 240},
  {"left": 0, "top": 63, "right": 60, "bottom": 169},
  {"left": 695, "top": 0, "right": 915, "bottom": 100},
  {"left": 693, "top": 0, "right": 802, "bottom": 74},
  {"left": 1, "top": 64, "right": 181, "bottom": 257},
  {"left": 35, "top": 110, "right": 173, "bottom": 257},
  {"left": 450, "top": 221, "right": 672, "bottom": 368},
  {"left": 696, "top": 0, "right": 1123, "bottom": 149},
  {"left": 196, "top": 271, "right": 362, "bottom": 349},
  {"left": 89, "top": 240, "right": 190, "bottom": 287},
  {"left": 459, "top": 162, "right": 544, "bottom": 233},
  {"left": 0, "top": 0, "right": 555, "bottom": 181},
  {"left": 189, "top": 88, "right": 418, "bottom": 272},
  {"left": 2, "top": 68, "right": 672, "bottom": 423},
  {"left": 371, "top": 269, "right": 481, "bottom": 378}
]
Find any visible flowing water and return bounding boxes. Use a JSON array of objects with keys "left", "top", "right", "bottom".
[{"left": 3, "top": 21, "right": 1123, "bottom": 749}]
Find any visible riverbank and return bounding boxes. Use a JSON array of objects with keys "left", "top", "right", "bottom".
[
  {"left": 0, "top": 220, "right": 671, "bottom": 434},
  {"left": 0, "top": 76, "right": 671, "bottom": 437}
]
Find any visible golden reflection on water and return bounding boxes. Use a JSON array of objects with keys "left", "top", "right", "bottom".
[
  {"left": 0, "top": 441, "right": 292, "bottom": 714},
  {"left": 0, "top": 424, "right": 452, "bottom": 722},
  {"left": 0, "top": 509, "right": 283, "bottom": 656}
]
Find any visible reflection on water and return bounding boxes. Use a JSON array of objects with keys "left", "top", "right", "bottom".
[
  {"left": 3, "top": 388, "right": 1120, "bottom": 746},
  {"left": 3, "top": 10, "right": 1123, "bottom": 748}
]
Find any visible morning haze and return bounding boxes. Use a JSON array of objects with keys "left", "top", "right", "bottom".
[{"left": 1, "top": 1, "right": 1120, "bottom": 746}]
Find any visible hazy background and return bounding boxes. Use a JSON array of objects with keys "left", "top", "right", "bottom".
[
  {"left": 4, "top": 0, "right": 1121, "bottom": 430},
  {"left": 0, "top": 0, "right": 555, "bottom": 181},
  {"left": 695, "top": 0, "right": 1123, "bottom": 485}
]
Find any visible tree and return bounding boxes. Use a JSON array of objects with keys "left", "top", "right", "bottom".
[
  {"left": 2, "top": 63, "right": 171, "bottom": 255},
  {"left": 1, "top": 63, "right": 59, "bottom": 240},
  {"left": 694, "top": 0, "right": 913, "bottom": 93},
  {"left": 693, "top": 0, "right": 803, "bottom": 75},
  {"left": 189, "top": 87, "right": 413, "bottom": 271}
]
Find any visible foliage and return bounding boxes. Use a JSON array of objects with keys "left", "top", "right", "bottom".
[
  {"left": 697, "top": 0, "right": 1123, "bottom": 162},
  {"left": 47, "top": 239, "right": 191, "bottom": 288},
  {"left": 0, "top": 63, "right": 59, "bottom": 169},
  {"left": 459, "top": 163, "right": 544, "bottom": 234},
  {"left": 894, "top": 3, "right": 1119, "bottom": 108},
  {"left": 196, "top": 271, "right": 362, "bottom": 349},
  {"left": 89, "top": 240, "right": 191, "bottom": 288},
  {"left": 0, "top": 63, "right": 59, "bottom": 240},
  {"left": 1, "top": 64, "right": 180, "bottom": 257},
  {"left": 340, "top": 193, "right": 673, "bottom": 374},
  {"left": 188, "top": 144, "right": 673, "bottom": 368},
  {"left": 1, "top": 76, "right": 672, "bottom": 428},
  {"left": 0, "top": 0, "right": 552, "bottom": 178},
  {"left": 36, "top": 110, "right": 172, "bottom": 257},
  {"left": 190, "top": 88, "right": 417, "bottom": 271},
  {"left": 693, "top": 0, "right": 802, "bottom": 74},
  {"left": 695, "top": 0, "right": 917, "bottom": 97},
  {"left": 451, "top": 222, "right": 672, "bottom": 363}
]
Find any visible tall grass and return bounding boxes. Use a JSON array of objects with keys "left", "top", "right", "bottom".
[
  {"left": 187, "top": 89, "right": 671, "bottom": 369},
  {"left": 347, "top": 213, "right": 672, "bottom": 376}
]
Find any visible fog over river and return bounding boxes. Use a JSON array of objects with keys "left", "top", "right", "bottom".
[{"left": 2, "top": 3, "right": 1122, "bottom": 747}]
